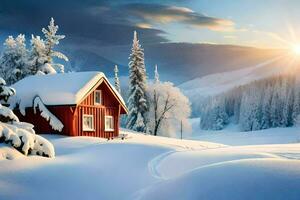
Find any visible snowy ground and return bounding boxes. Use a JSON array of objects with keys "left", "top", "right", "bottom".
[
  {"left": 189, "top": 118, "right": 300, "bottom": 145},
  {"left": 1, "top": 128, "right": 300, "bottom": 200}
]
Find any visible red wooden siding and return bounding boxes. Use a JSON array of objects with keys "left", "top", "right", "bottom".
[
  {"left": 75, "top": 80, "right": 120, "bottom": 138},
  {"left": 15, "top": 106, "right": 75, "bottom": 136}
]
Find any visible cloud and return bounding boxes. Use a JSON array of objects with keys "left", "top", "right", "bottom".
[
  {"left": 0, "top": 0, "right": 169, "bottom": 47},
  {"left": 122, "top": 3, "right": 235, "bottom": 31}
]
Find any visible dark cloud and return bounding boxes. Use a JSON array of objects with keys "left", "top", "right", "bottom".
[
  {"left": 0, "top": 0, "right": 168, "bottom": 47},
  {"left": 122, "top": 3, "right": 234, "bottom": 31}
]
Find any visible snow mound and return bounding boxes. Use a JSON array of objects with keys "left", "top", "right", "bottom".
[
  {"left": 0, "top": 144, "right": 25, "bottom": 160},
  {"left": 140, "top": 158, "right": 300, "bottom": 200}
]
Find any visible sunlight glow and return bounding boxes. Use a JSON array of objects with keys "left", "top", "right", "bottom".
[{"left": 293, "top": 44, "right": 300, "bottom": 55}]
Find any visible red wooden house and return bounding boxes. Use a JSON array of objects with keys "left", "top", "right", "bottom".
[{"left": 10, "top": 71, "right": 128, "bottom": 138}]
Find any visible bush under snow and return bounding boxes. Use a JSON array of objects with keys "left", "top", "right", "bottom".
[
  {"left": 0, "top": 77, "right": 55, "bottom": 158},
  {"left": 0, "top": 122, "right": 55, "bottom": 157}
]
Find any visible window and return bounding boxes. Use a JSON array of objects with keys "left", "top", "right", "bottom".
[
  {"left": 82, "top": 114, "right": 94, "bottom": 131},
  {"left": 94, "top": 90, "right": 102, "bottom": 105},
  {"left": 105, "top": 116, "right": 114, "bottom": 131}
]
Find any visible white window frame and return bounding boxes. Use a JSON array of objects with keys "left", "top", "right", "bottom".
[
  {"left": 82, "top": 114, "right": 94, "bottom": 131},
  {"left": 105, "top": 116, "right": 114, "bottom": 131},
  {"left": 94, "top": 90, "right": 102, "bottom": 105}
]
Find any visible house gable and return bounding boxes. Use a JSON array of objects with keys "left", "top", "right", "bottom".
[{"left": 78, "top": 78, "right": 127, "bottom": 114}]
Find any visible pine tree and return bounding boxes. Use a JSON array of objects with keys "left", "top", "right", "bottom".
[
  {"left": 33, "top": 17, "right": 68, "bottom": 74},
  {"left": 126, "top": 31, "right": 148, "bottom": 132},
  {"left": 261, "top": 85, "right": 272, "bottom": 129},
  {"left": 0, "top": 78, "right": 18, "bottom": 123},
  {"left": 292, "top": 84, "right": 300, "bottom": 125},
  {"left": 270, "top": 79, "right": 282, "bottom": 127},
  {"left": 0, "top": 35, "right": 29, "bottom": 85},
  {"left": 154, "top": 64, "right": 159, "bottom": 83},
  {"left": 27, "top": 35, "right": 48, "bottom": 75},
  {"left": 114, "top": 65, "right": 121, "bottom": 93}
]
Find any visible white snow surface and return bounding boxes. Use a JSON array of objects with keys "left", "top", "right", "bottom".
[
  {"left": 1, "top": 129, "right": 300, "bottom": 200},
  {"left": 189, "top": 117, "right": 300, "bottom": 145},
  {"left": 9, "top": 71, "right": 126, "bottom": 108}
]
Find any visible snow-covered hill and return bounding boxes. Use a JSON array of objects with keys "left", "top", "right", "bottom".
[
  {"left": 1, "top": 130, "right": 300, "bottom": 200},
  {"left": 179, "top": 54, "right": 300, "bottom": 116}
]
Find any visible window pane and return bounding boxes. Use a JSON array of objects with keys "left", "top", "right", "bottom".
[
  {"left": 110, "top": 118, "right": 114, "bottom": 129},
  {"left": 95, "top": 91, "right": 102, "bottom": 104},
  {"left": 83, "top": 115, "right": 93, "bottom": 130},
  {"left": 105, "top": 116, "right": 114, "bottom": 130}
]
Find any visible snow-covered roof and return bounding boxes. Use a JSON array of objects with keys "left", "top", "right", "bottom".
[{"left": 10, "top": 71, "right": 127, "bottom": 111}]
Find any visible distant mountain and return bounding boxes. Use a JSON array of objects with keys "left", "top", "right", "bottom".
[
  {"left": 179, "top": 54, "right": 300, "bottom": 116},
  {"left": 66, "top": 49, "right": 127, "bottom": 78},
  {"left": 65, "top": 43, "right": 283, "bottom": 84}
]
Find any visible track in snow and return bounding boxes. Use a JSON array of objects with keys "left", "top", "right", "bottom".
[{"left": 148, "top": 150, "right": 179, "bottom": 180}]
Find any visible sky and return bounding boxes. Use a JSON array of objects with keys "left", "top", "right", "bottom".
[
  {"left": 1, "top": 0, "right": 300, "bottom": 48},
  {"left": 0, "top": 0, "right": 297, "bottom": 82}
]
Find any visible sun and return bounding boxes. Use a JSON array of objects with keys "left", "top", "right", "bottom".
[{"left": 292, "top": 44, "right": 300, "bottom": 55}]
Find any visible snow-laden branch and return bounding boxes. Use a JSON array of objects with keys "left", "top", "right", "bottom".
[
  {"left": 33, "top": 96, "right": 64, "bottom": 131},
  {"left": 0, "top": 121, "right": 55, "bottom": 157}
]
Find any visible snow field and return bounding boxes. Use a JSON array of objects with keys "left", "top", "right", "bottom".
[{"left": 0, "top": 130, "right": 300, "bottom": 200}]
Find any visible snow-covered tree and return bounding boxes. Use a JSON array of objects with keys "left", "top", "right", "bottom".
[
  {"left": 114, "top": 65, "right": 121, "bottom": 93},
  {"left": 27, "top": 35, "right": 48, "bottom": 75},
  {"left": 0, "top": 35, "right": 29, "bottom": 85},
  {"left": 0, "top": 78, "right": 18, "bottom": 122},
  {"left": 154, "top": 64, "right": 159, "bottom": 83},
  {"left": 293, "top": 82, "right": 300, "bottom": 125},
  {"left": 239, "top": 84, "right": 262, "bottom": 131},
  {"left": 27, "top": 17, "right": 68, "bottom": 75},
  {"left": 261, "top": 85, "right": 272, "bottom": 129},
  {"left": 126, "top": 31, "right": 148, "bottom": 132},
  {"left": 199, "top": 73, "right": 300, "bottom": 131},
  {"left": 0, "top": 77, "right": 55, "bottom": 157},
  {"left": 146, "top": 82, "right": 191, "bottom": 137},
  {"left": 201, "top": 97, "right": 229, "bottom": 130}
]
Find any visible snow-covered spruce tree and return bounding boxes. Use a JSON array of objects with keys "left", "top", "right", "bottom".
[
  {"left": 292, "top": 79, "right": 300, "bottom": 125},
  {"left": 146, "top": 81, "right": 191, "bottom": 137},
  {"left": 270, "top": 79, "right": 283, "bottom": 127},
  {"left": 239, "top": 83, "right": 262, "bottom": 131},
  {"left": 0, "top": 35, "right": 29, "bottom": 85},
  {"left": 114, "top": 65, "right": 121, "bottom": 93},
  {"left": 261, "top": 84, "right": 272, "bottom": 129},
  {"left": 27, "top": 35, "right": 48, "bottom": 75},
  {"left": 126, "top": 31, "right": 148, "bottom": 132},
  {"left": 201, "top": 97, "right": 229, "bottom": 130},
  {"left": 0, "top": 78, "right": 55, "bottom": 157},
  {"left": 28, "top": 18, "right": 68, "bottom": 75},
  {"left": 154, "top": 64, "right": 159, "bottom": 84}
]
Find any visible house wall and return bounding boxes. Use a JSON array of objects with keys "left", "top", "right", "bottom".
[
  {"left": 74, "top": 80, "right": 121, "bottom": 138},
  {"left": 15, "top": 106, "right": 75, "bottom": 136}
]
